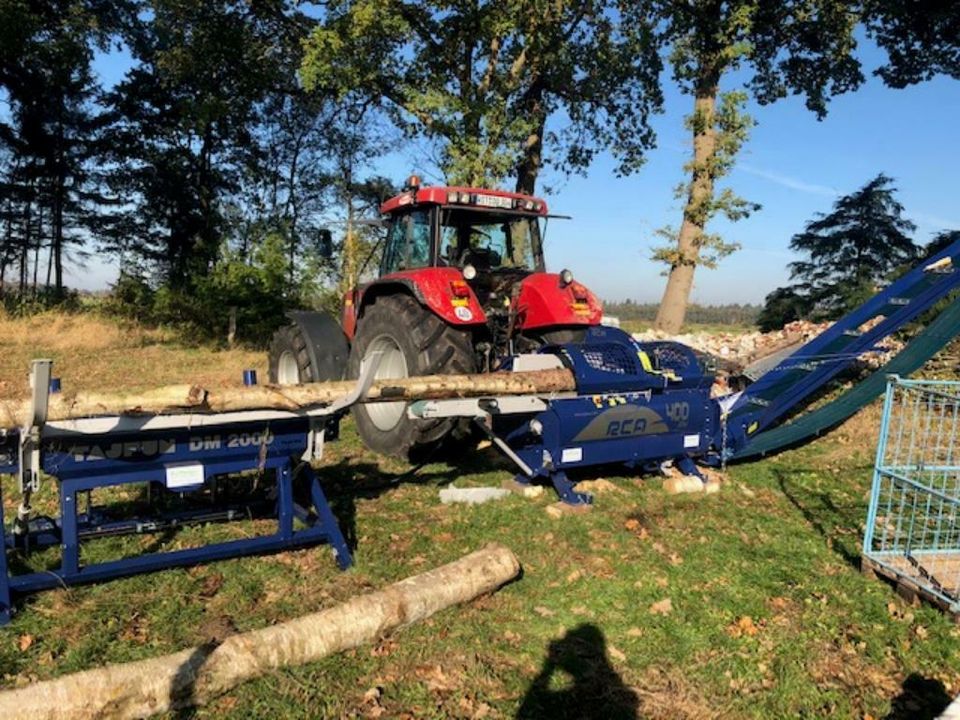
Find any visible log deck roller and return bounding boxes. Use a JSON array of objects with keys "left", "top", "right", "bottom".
[{"left": 1, "top": 240, "right": 960, "bottom": 622}]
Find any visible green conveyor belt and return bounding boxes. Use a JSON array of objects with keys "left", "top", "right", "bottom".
[{"left": 730, "top": 299, "right": 960, "bottom": 461}]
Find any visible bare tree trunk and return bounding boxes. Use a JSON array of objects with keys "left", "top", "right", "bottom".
[
  {"left": 32, "top": 205, "right": 43, "bottom": 296},
  {"left": 514, "top": 85, "right": 545, "bottom": 196},
  {"left": 0, "top": 368, "right": 576, "bottom": 427},
  {"left": 340, "top": 162, "right": 357, "bottom": 295},
  {"left": 19, "top": 191, "right": 32, "bottom": 295},
  {"left": 0, "top": 544, "right": 521, "bottom": 720},
  {"left": 654, "top": 77, "right": 720, "bottom": 334}
]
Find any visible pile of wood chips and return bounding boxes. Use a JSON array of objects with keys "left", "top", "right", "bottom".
[{"left": 633, "top": 318, "right": 905, "bottom": 387}]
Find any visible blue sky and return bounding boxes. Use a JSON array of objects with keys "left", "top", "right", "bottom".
[{"left": 75, "top": 41, "right": 960, "bottom": 305}]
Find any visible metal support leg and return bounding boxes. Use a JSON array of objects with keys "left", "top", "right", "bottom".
[
  {"left": 60, "top": 487, "right": 79, "bottom": 576},
  {"left": 675, "top": 455, "right": 705, "bottom": 481},
  {"left": 550, "top": 471, "right": 593, "bottom": 506},
  {"left": 306, "top": 467, "right": 352, "bottom": 570},
  {"left": 277, "top": 462, "right": 294, "bottom": 541},
  {"left": 0, "top": 487, "right": 12, "bottom": 624}
]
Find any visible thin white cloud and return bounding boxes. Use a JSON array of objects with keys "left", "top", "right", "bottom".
[
  {"left": 736, "top": 163, "right": 841, "bottom": 198},
  {"left": 909, "top": 212, "right": 960, "bottom": 232}
]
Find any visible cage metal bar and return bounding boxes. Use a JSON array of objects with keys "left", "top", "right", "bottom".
[{"left": 864, "top": 376, "right": 960, "bottom": 611}]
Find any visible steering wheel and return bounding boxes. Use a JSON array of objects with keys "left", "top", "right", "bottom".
[{"left": 459, "top": 246, "right": 502, "bottom": 269}]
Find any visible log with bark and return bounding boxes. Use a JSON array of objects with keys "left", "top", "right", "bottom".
[
  {"left": 0, "top": 368, "right": 576, "bottom": 428},
  {"left": 0, "top": 543, "right": 521, "bottom": 720}
]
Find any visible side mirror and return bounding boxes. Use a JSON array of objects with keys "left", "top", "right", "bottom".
[{"left": 317, "top": 228, "right": 333, "bottom": 259}]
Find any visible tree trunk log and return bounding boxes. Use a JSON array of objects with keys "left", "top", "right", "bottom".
[
  {"left": 0, "top": 368, "right": 576, "bottom": 428},
  {"left": 0, "top": 544, "right": 521, "bottom": 720},
  {"left": 654, "top": 75, "right": 720, "bottom": 334}
]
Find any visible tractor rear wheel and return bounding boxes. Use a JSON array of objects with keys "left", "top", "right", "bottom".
[
  {"left": 268, "top": 325, "right": 313, "bottom": 384},
  {"left": 348, "top": 294, "right": 476, "bottom": 456}
]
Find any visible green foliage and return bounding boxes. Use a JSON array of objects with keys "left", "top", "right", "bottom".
[
  {"left": 603, "top": 300, "right": 761, "bottom": 327},
  {"left": 0, "top": 287, "right": 82, "bottom": 316},
  {"left": 756, "top": 287, "right": 814, "bottom": 333},
  {"left": 923, "top": 230, "right": 960, "bottom": 260},
  {"left": 107, "top": 231, "right": 330, "bottom": 345},
  {"left": 866, "top": 0, "right": 960, "bottom": 87},
  {"left": 760, "top": 175, "right": 921, "bottom": 328},
  {"left": 302, "top": 0, "right": 663, "bottom": 192}
]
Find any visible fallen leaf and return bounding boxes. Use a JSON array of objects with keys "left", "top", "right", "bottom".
[
  {"left": 198, "top": 571, "right": 224, "bottom": 598},
  {"left": 727, "top": 616, "right": 760, "bottom": 638},
  {"left": 649, "top": 598, "right": 673, "bottom": 616},
  {"left": 17, "top": 635, "right": 33, "bottom": 652},
  {"left": 608, "top": 644, "right": 627, "bottom": 662},
  {"left": 370, "top": 639, "right": 398, "bottom": 657},
  {"left": 627, "top": 627, "right": 643, "bottom": 637},
  {"left": 533, "top": 606, "right": 555, "bottom": 617}
]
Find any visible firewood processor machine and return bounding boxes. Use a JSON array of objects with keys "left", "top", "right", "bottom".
[{"left": 0, "top": 239, "right": 958, "bottom": 623}]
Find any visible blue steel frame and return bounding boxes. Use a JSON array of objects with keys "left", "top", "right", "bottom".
[
  {"left": 862, "top": 375, "right": 900, "bottom": 557},
  {"left": 721, "top": 239, "right": 960, "bottom": 456},
  {"left": 0, "top": 417, "right": 351, "bottom": 624},
  {"left": 500, "top": 327, "right": 718, "bottom": 504}
]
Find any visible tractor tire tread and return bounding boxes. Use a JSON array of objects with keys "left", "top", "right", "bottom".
[{"left": 349, "top": 293, "right": 476, "bottom": 456}]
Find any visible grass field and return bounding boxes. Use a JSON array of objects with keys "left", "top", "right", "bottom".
[{"left": 0, "top": 312, "right": 957, "bottom": 719}]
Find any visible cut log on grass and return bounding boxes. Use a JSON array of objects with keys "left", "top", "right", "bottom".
[
  {"left": 0, "top": 543, "right": 521, "bottom": 720},
  {"left": 0, "top": 368, "right": 575, "bottom": 427}
]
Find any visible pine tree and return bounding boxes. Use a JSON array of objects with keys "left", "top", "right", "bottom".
[{"left": 760, "top": 174, "right": 919, "bottom": 329}]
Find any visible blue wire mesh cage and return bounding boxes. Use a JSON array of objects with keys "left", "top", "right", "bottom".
[{"left": 863, "top": 376, "right": 960, "bottom": 611}]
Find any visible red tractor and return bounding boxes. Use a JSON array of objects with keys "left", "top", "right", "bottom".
[{"left": 268, "top": 176, "right": 603, "bottom": 456}]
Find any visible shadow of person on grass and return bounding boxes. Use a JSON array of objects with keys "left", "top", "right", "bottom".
[
  {"left": 885, "top": 673, "right": 952, "bottom": 720},
  {"left": 517, "top": 624, "right": 638, "bottom": 720}
]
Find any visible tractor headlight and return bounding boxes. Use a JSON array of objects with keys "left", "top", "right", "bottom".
[
  {"left": 463, "top": 264, "right": 477, "bottom": 280},
  {"left": 559, "top": 268, "right": 574, "bottom": 286}
]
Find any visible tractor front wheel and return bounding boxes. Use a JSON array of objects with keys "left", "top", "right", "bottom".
[{"left": 348, "top": 294, "right": 476, "bottom": 457}]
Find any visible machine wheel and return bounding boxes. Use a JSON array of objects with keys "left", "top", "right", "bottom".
[
  {"left": 268, "top": 325, "right": 314, "bottom": 384},
  {"left": 348, "top": 294, "right": 476, "bottom": 456}
]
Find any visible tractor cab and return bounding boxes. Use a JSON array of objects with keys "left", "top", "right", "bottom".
[{"left": 378, "top": 183, "right": 546, "bottom": 278}]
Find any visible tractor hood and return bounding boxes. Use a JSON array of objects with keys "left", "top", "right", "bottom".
[{"left": 514, "top": 273, "right": 603, "bottom": 331}]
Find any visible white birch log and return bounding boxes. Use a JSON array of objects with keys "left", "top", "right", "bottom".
[
  {"left": 0, "top": 368, "right": 576, "bottom": 428},
  {"left": 0, "top": 543, "right": 521, "bottom": 720}
]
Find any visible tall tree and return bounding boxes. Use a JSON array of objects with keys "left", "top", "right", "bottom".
[
  {"left": 301, "top": 0, "right": 662, "bottom": 194},
  {"left": 758, "top": 174, "right": 918, "bottom": 330},
  {"left": 0, "top": 0, "right": 131, "bottom": 298},
  {"left": 641, "top": 2, "right": 864, "bottom": 333},
  {"left": 105, "top": 0, "right": 308, "bottom": 287},
  {"left": 866, "top": 0, "right": 960, "bottom": 86}
]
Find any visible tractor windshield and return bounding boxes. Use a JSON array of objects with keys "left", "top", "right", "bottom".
[{"left": 439, "top": 208, "right": 543, "bottom": 272}]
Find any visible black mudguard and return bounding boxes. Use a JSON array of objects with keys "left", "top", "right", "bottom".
[{"left": 286, "top": 310, "right": 350, "bottom": 382}]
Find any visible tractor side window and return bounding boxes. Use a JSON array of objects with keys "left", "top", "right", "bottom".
[{"left": 382, "top": 210, "right": 432, "bottom": 274}]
